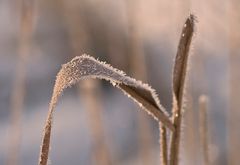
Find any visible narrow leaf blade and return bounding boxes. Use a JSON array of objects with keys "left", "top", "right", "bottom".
[
  {"left": 169, "top": 14, "right": 196, "bottom": 165},
  {"left": 39, "top": 54, "right": 174, "bottom": 165}
]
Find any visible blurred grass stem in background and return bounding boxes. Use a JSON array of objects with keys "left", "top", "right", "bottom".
[{"left": 7, "top": 0, "right": 35, "bottom": 165}]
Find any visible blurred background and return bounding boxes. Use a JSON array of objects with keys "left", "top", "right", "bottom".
[{"left": 0, "top": 0, "right": 239, "bottom": 164}]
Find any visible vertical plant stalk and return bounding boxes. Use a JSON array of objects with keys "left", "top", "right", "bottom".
[
  {"left": 182, "top": 92, "right": 198, "bottom": 164},
  {"left": 80, "top": 80, "right": 111, "bottom": 165},
  {"left": 169, "top": 15, "right": 195, "bottom": 165},
  {"left": 160, "top": 125, "right": 168, "bottom": 165},
  {"left": 59, "top": 1, "right": 112, "bottom": 164},
  {"left": 125, "top": 0, "right": 155, "bottom": 164},
  {"left": 227, "top": 1, "right": 240, "bottom": 164},
  {"left": 199, "top": 95, "right": 209, "bottom": 165},
  {"left": 7, "top": 0, "right": 35, "bottom": 165}
]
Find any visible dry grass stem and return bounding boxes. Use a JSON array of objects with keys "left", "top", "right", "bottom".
[
  {"left": 38, "top": 54, "right": 174, "bottom": 165},
  {"left": 182, "top": 91, "right": 199, "bottom": 164},
  {"left": 228, "top": 1, "right": 240, "bottom": 164},
  {"left": 60, "top": 2, "right": 112, "bottom": 164},
  {"left": 169, "top": 14, "right": 195, "bottom": 165},
  {"left": 126, "top": 1, "right": 155, "bottom": 163},
  {"left": 80, "top": 80, "right": 111, "bottom": 165},
  {"left": 160, "top": 125, "right": 168, "bottom": 165},
  {"left": 199, "top": 95, "right": 210, "bottom": 165},
  {"left": 7, "top": 0, "right": 35, "bottom": 164}
]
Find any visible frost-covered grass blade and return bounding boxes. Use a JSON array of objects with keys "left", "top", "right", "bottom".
[
  {"left": 169, "top": 14, "right": 196, "bottom": 165},
  {"left": 38, "top": 54, "right": 174, "bottom": 165}
]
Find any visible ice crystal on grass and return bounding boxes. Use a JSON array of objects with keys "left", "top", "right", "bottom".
[{"left": 39, "top": 54, "right": 174, "bottom": 165}]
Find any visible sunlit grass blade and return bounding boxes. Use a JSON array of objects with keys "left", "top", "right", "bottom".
[{"left": 169, "top": 14, "right": 196, "bottom": 165}]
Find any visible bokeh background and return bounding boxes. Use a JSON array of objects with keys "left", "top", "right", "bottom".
[{"left": 0, "top": 0, "right": 239, "bottom": 165}]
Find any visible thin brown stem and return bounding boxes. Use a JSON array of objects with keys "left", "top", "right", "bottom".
[
  {"left": 160, "top": 125, "right": 168, "bottom": 165},
  {"left": 125, "top": 0, "right": 155, "bottom": 164},
  {"left": 59, "top": 1, "right": 112, "bottom": 164},
  {"left": 199, "top": 95, "right": 209, "bottom": 165},
  {"left": 227, "top": 0, "right": 240, "bottom": 164},
  {"left": 7, "top": 0, "right": 35, "bottom": 165},
  {"left": 80, "top": 80, "right": 111, "bottom": 165}
]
